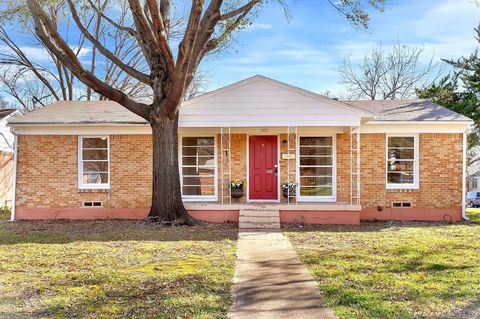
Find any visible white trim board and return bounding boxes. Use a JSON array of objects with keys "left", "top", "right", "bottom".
[{"left": 11, "top": 122, "right": 471, "bottom": 135}]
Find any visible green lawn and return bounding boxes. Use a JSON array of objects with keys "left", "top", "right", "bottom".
[
  {"left": 285, "top": 222, "right": 480, "bottom": 319},
  {"left": 467, "top": 207, "right": 480, "bottom": 222},
  {"left": 0, "top": 220, "right": 238, "bottom": 319}
]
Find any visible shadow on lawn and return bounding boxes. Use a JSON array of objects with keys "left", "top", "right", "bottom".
[
  {"left": 0, "top": 273, "right": 232, "bottom": 319},
  {"left": 0, "top": 220, "right": 238, "bottom": 245},
  {"left": 283, "top": 220, "right": 480, "bottom": 233}
]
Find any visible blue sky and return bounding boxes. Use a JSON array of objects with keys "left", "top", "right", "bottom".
[{"left": 202, "top": 0, "right": 480, "bottom": 94}]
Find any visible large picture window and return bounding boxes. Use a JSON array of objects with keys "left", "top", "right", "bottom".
[
  {"left": 78, "top": 136, "right": 109, "bottom": 189},
  {"left": 181, "top": 136, "right": 216, "bottom": 200},
  {"left": 298, "top": 136, "right": 334, "bottom": 200},
  {"left": 386, "top": 135, "right": 419, "bottom": 189}
]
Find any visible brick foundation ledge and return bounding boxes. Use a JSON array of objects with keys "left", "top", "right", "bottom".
[
  {"left": 360, "top": 208, "right": 463, "bottom": 222},
  {"left": 280, "top": 210, "right": 360, "bottom": 225},
  {"left": 13, "top": 207, "right": 464, "bottom": 223},
  {"left": 14, "top": 207, "right": 240, "bottom": 223}
]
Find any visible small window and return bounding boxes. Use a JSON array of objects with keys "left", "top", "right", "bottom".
[
  {"left": 180, "top": 136, "right": 216, "bottom": 200},
  {"left": 79, "top": 136, "right": 109, "bottom": 189},
  {"left": 83, "top": 201, "right": 102, "bottom": 207},
  {"left": 386, "top": 135, "right": 418, "bottom": 189},
  {"left": 392, "top": 202, "right": 411, "bottom": 208}
]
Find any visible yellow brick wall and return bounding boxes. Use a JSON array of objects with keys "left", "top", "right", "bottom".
[
  {"left": 217, "top": 134, "right": 248, "bottom": 203},
  {"left": 16, "top": 135, "right": 152, "bottom": 209},
  {"left": 354, "top": 133, "right": 463, "bottom": 209},
  {"left": 15, "top": 132, "right": 463, "bottom": 210}
]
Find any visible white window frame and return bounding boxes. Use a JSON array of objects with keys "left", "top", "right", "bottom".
[
  {"left": 386, "top": 134, "right": 419, "bottom": 190},
  {"left": 179, "top": 135, "right": 217, "bottom": 201},
  {"left": 296, "top": 134, "right": 337, "bottom": 202},
  {"left": 78, "top": 135, "right": 110, "bottom": 190}
]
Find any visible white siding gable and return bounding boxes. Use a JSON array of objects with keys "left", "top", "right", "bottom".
[
  {"left": 179, "top": 75, "right": 370, "bottom": 127},
  {"left": 0, "top": 111, "right": 19, "bottom": 152}
]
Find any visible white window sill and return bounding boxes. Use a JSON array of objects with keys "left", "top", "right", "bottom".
[
  {"left": 78, "top": 185, "right": 110, "bottom": 192},
  {"left": 182, "top": 197, "right": 218, "bottom": 202},
  {"left": 386, "top": 184, "right": 419, "bottom": 190}
]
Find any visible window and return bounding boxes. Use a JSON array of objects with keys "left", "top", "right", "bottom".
[
  {"left": 386, "top": 135, "right": 418, "bottom": 189},
  {"left": 83, "top": 201, "right": 102, "bottom": 207},
  {"left": 392, "top": 202, "right": 412, "bottom": 208},
  {"left": 78, "top": 136, "right": 109, "bottom": 189},
  {"left": 180, "top": 136, "right": 216, "bottom": 200},
  {"left": 298, "top": 136, "right": 335, "bottom": 200}
]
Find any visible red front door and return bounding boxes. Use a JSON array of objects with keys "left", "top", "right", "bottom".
[{"left": 249, "top": 136, "right": 278, "bottom": 200}]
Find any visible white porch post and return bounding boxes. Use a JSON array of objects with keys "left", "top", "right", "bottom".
[{"left": 350, "top": 126, "right": 361, "bottom": 206}]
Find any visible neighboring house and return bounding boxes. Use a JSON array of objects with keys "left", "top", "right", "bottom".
[
  {"left": 0, "top": 109, "right": 20, "bottom": 208},
  {"left": 7, "top": 76, "right": 473, "bottom": 224}
]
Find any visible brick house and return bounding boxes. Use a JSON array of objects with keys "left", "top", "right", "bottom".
[{"left": 7, "top": 76, "right": 473, "bottom": 224}]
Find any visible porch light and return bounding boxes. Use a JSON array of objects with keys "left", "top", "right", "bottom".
[{"left": 282, "top": 139, "right": 288, "bottom": 147}]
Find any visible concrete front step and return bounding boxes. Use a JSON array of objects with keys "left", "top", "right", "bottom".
[
  {"left": 239, "top": 209, "right": 280, "bottom": 229},
  {"left": 239, "top": 210, "right": 280, "bottom": 217},
  {"left": 239, "top": 216, "right": 280, "bottom": 223},
  {"left": 239, "top": 222, "right": 281, "bottom": 229}
]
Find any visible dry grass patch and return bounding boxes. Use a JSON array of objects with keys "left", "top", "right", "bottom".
[
  {"left": 0, "top": 220, "right": 238, "bottom": 319},
  {"left": 285, "top": 222, "right": 480, "bottom": 319}
]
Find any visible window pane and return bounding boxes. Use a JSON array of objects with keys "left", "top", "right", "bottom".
[
  {"left": 300, "top": 167, "right": 332, "bottom": 176},
  {"left": 300, "top": 137, "right": 332, "bottom": 146},
  {"left": 182, "top": 137, "right": 214, "bottom": 147},
  {"left": 182, "top": 156, "right": 215, "bottom": 166},
  {"left": 300, "top": 146, "right": 332, "bottom": 156},
  {"left": 182, "top": 166, "right": 214, "bottom": 176},
  {"left": 83, "top": 161, "right": 108, "bottom": 172},
  {"left": 83, "top": 149, "right": 108, "bottom": 160},
  {"left": 182, "top": 177, "right": 215, "bottom": 186},
  {"left": 388, "top": 160, "right": 414, "bottom": 171},
  {"left": 387, "top": 172, "right": 414, "bottom": 184},
  {"left": 183, "top": 186, "right": 215, "bottom": 196},
  {"left": 300, "top": 156, "right": 332, "bottom": 166},
  {"left": 83, "top": 138, "right": 108, "bottom": 148},
  {"left": 388, "top": 136, "right": 414, "bottom": 148},
  {"left": 300, "top": 176, "right": 332, "bottom": 187},
  {"left": 182, "top": 146, "right": 215, "bottom": 156},
  {"left": 83, "top": 173, "right": 108, "bottom": 184},
  {"left": 388, "top": 148, "right": 414, "bottom": 160},
  {"left": 300, "top": 187, "right": 332, "bottom": 196}
]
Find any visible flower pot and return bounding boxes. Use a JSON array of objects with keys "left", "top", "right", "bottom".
[
  {"left": 282, "top": 189, "right": 296, "bottom": 199},
  {"left": 231, "top": 189, "right": 244, "bottom": 198}
]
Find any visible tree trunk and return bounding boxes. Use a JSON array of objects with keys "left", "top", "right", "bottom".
[{"left": 148, "top": 112, "right": 196, "bottom": 225}]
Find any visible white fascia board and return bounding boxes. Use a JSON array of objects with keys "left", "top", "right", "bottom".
[
  {"left": 11, "top": 124, "right": 151, "bottom": 135},
  {"left": 360, "top": 122, "right": 471, "bottom": 133}
]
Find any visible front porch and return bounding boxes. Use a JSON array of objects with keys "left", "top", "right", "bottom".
[
  {"left": 179, "top": 126, "right": 361, "bottom": 208},
  {"left": 186, "top": 201, "right": 362, "bottom": 225}
]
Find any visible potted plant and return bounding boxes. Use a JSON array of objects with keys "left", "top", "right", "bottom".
[
  {"left": 230, "top": 179, "right": 244, "bottom": 198},
  {"left": 282, "top": 182, "right": 297, "bottom": 198}
]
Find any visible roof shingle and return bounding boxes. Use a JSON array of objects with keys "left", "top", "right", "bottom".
[{"left": 345, "top": 99, "right": 472, "bottom": 122}]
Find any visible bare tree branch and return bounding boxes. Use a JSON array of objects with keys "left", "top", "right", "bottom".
[
  {"left": 339, "top": 43, "right": 440, "bottom": 100},
  {"left": 67, "top": 0, "right": 150, "bottom": 84},
  {"left": 26, "top": 0, "right": 150, "bottom": 119}
]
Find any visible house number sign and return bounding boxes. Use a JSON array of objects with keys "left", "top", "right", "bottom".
[{"left": 282, "top": 154, "right": 296, "bottom": 160}]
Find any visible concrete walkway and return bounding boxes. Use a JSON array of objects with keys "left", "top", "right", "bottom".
[{"left": 228, "top": 230, "right": 337, "bottom": 319}]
